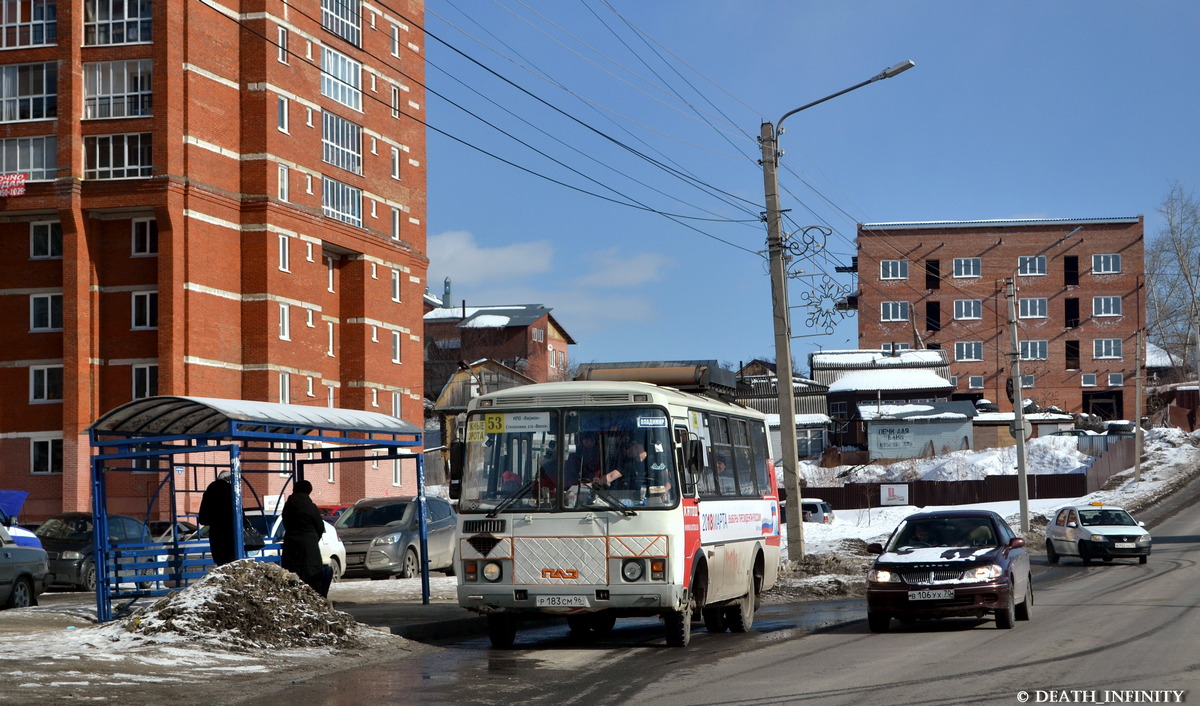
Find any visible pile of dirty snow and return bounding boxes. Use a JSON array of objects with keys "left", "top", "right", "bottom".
[{"left": 99, "top": 560, "right": 370, "bottom": 651}]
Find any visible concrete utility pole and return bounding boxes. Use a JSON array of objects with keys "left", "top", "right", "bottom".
[
  {"left": 1005, "top": 279, "right": 1030, "bottom": 534},
  {"left": 760, "top": 60, "right": 914, "bottom": 563},
  {"left": 1135, "top": 329, "right": 1143, "bottom": 482}
]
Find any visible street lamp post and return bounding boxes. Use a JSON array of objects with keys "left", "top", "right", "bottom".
[{"left": 760, "top": 60, "right": 914, "bottom": 563}]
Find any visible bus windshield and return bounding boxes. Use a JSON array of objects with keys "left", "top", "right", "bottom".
[{"left": 459, "top": 407, "right": 677, "bottom": 513}]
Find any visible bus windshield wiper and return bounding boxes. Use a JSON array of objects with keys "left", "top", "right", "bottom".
[
  {"left": 487, "top": 479, "right": 535, "bottom": 518},
  {"left": 588, "top": 484, "right": 637, "bottom": 517}
]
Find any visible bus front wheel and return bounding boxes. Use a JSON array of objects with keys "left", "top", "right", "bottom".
[{"left": 487, "top": 614, "right": 517, "bottom": 649}]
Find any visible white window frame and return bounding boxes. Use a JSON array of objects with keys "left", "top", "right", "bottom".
[
  {"left": 30, "top": 364, "right": 62, "bottom": 402},
  {"left": 279, "top": 303, "right": 291, "bottom": 340},
  {"left": 391, "top": 207, "right": 400, "bottom": 240},
  {"left": 0, "top": 1, "right": 57, "bottom": 49},
  {"left": 391, "top": 269, "right": 401, "bottom": 302},
  {"left": 881, "top": 342, "right": 911, "bottom": 354},
  {"left": 322, "top": 176, "right": 362, "bottom": 227},
  {"left": 131, "top": 291, "right": 157, "bottom": 329},
  {"left": 1020, "top": 340, "right": 1048, "bottom": 360},
  {"left": 321, "top": 46, "right": 362, "bottom": 111},
  {"left": 84, "top": 0, "right": 152, "bottom": 46},
  {"left": 1093, "top": 296, "right": 1122, "bottom": 317},
  {"left": 1019, "top": 298, "right": 1048, "bottom": 319},
  {"left": 880, "top": 260, "right": 908, "bottom": 280},
  {"left": 390, "top": 24, "right": 400, "bottom": 56},
  {"left": 132, "top": 218, "right": 157, "bottom": 256},
  {"left": 277, "top": 96, "right": 289, "bottom": 133},
  {"left": 1081, "top": 373, "right": 1097, "bottom": 387},
  {"left": 1092, "top": 254, "right": 1121, "bottom": 274},
  {"left": 953, "top": 300, "right": 982, "bottom": 320},
  {"left": 880, "top": 301, "right": 910, "bottom": 322},
  {"left": 279, "top": 371, "right": 290, "bottom": 404},
  {"left": 391, "top": 330, "right": 401, "bottom": 363},
  {"left": 278, "top": 235, "right": 290, "bottom": 271},
  {"left": 1108, "top": 372, "right": 1125, "bottom": 387},
  {"left": 1021, "top": 374, "right": 1035, "bottom": 388},
  {"left": 327, "top": 321, "right": 335, "bottom": 356},
  {"left": 1094, "top": 338, "right": 1123, "bottom": 359},
  {"left": 391, "top": 146, "right": 401, "bottom": 180},
  {"left": 277, "top": 26, "right": 288, "bottom": 64},
  {"left": 2, "top": 135, "right": 56, "bottom": 181},
  {"left": 84, "top": 133, "right": 152, "bottom": 179},
  {"left": 322, "top": 111, "right": 362, "bottom": 174},
  {"left": 321, "top": 0, "right": 362, "bottom": 46},
  {"left": 31, "top": 437, "right": 63, "bottom": 474},
  {"left": 953, "top": 257, "right": 981, "bottom": 278},
  {"left": 1, "top": 61, "right": 57, "bottom": 122},
  {"left": 31, "top": 221, "right": 62, "bottom": 259},
  {"left": 30, "top": 293, "right": 62, "bottom": 331},
  {"left": 278, "top": 163, "right": 289, "bottom": 202},
  {"left": 392, "top": 391, "right": 401, "bottom": 417},
  {"left": 391, "top": 85, "right": 400, "bottom": 119},
  {"left": 1017, "top": 255, "right": 1047, "bottom": 276},
  {"left": 82, "top": 59, "right": 151, "bottom": 120},
  {"left": 955, "top": 341, "right": 983, "bottom": 361},
  {"left": 326, "top": 255, "right": 336, "bottom": 292},
  {"left": 132, "top": 363, "right": 158, "bottom": 399},
  {"left": 306, "top": 308, "right": 315, "bottom": 328},
  {"left": 968, "top": 375, "right": 985, "bottom": 390},
  {"left": 307, "top": 376, "right": 316, "bottom": 397}
]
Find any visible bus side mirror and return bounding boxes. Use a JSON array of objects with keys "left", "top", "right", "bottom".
[{"left": 448, "top": 441, "right": 465, "bottom": 500}]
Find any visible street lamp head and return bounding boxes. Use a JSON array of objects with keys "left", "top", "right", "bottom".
[{"left": 876, "top": 60, "right": 916, "bottom": 81}]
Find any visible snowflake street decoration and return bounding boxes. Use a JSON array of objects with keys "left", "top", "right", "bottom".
[{"left": 797, "top": 274, "right": 852, "bottom": 336}]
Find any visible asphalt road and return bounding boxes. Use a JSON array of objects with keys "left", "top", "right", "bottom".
[{"left": 245, "top": 495, "right": 1200, "bottom": 706}]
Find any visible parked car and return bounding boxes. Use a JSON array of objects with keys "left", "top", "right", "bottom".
[
  {"left": 0, "top": 507, "right": 41, "bottom": 549},
  {"left": 149, "top": 520, "right": 197, "bottom": 544},
  {"left": 35, "top": 512, "right": 153, "bottom": 592},
  {"left": 1045, "top": 503, "right": 1151, "bottom": 565},
  {"left": 0, "top": 490, "right": 41, "bottom": 549},
  {"left": 319, "top": 505, "right": 350, "bottom": 524},
  {"left": 866, "top": 509, "right": 1032, "bottom": 632},
  {"left": 334, "top": 496, "right": 457, "bottom": 579},
  {"left": 0, "top": 524, "right": 48, "bottom": 608},
  {"left": 263, "top": 514, "right": 346, "bottom": 579},
  {"left": 801, "top": 498, "right": 835, "bottom": 524},
  {"left": 1050, "top": 429, "right": 1099, "bottom": 437}
]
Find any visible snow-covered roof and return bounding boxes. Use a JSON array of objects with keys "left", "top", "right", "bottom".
[
  {"left": 974, "top": 411, "right": 1075, "bottom": 423},
  {"left": 765, "top": 413, "right": 831, "bottom": 428},
  {"left": 860, "top": 217, "right": 1140, "bottom": 230},
  {"left": 424, "top": 304, "right": 576, "bottom": 344},
  {"left": 857, "top": 402, "right": 976, "bottom": 421},
  {"left": 811, "top": 349, "right": 947, "bottom": 368},
  {"left": 827, "top": 369, "right": 952, "bottom": 393},
  {"left": 1146, "top": 341, "right": 1182, "bottom": 368}
]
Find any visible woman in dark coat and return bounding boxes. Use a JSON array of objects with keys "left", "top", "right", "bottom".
[{"left": 280, "top": 479, "right": 329, "bottom": 596}]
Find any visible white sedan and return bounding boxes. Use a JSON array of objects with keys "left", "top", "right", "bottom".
[
  {"left": 1045, "top": 504, "right": 1151, "bottom": 565},
  {"left": 267, "top": 516, "right": 346, "bottom": 579}
]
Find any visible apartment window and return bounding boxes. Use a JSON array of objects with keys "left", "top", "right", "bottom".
[
  {"left": 322, "top": 111, "right": 362, "bottom": 174},
  {"left": 391, "top": 85, "right": 399, "bottom": 119},
  {"left": 322, "top": 177, "right": 362, "bottom": 227},
  {"left": 391, "top": 330, "right": 401, "bottom": 363},
  {"left": 31, "top": 221, "right": 62, "bottom": 259},
  {"left": 321, "top": 0, "right": 361, "bottom": 46},
  {"left": 391, "top": 146, "right": 401, "bottom": 179},
  {"left": 1020, "top": 340, "right": 1048, "bottom": 360},
  {"left": 370, "top": 136, "right": 377, "bottom": 154},
  {"left": 279, "top": 303, "right": 291, "bottom": 340},
  {"left": 880, "top": 301, "right": 909, "bottom": 322},
  {"left": 955, "top": 341, "right": 983, "bottom": 361},
  {"left": 1081, "top": 373, "right": 1097, "bottom": 387},
  {"left": 326, "top": 322, "right": 335, "bottom": 356},
  {"left": 1019, "top": 298, "right": 1048, "bottom": 318},
  {"left": 829, "top": 402, "right": 847, "bottom": 418},
  {"left": 391, "top": 208, "right": 400, "bottom": 240},
  {"left": 306, "top": 107, "right": 313, "bottom": 127},
  {"left": 305, "top": 174, "right": 313, "bottom": 194},
  {"left": 0, "top": 0, "right": 57, "bottom": 49},
  {"left": 390, "top": 24, "right": 400, "bottom": 56},
  {"left": 1021, "top": 374, "right": 1035, "bottom": 388},
  {"left": 1, "top": 135, "right": 57, "bottom": 180},
  {"left": 30, "top": 365, "right": 62, "bottom": 401},
  {"left": 392, "top": 457, "right": 403, "bottom": 486},
  {"left": 132, "top": 218, "right": 157, "bottom": 255},
  {"left": 1064, "top": 256, "right": 1079, "bottom": 287},
  {"left": 84, "top": 133, "right": 152, "bottom": 179},
  {"left": 968, "top": 376, "right": 985, "bottom": 390},
  {"left": 278, "top": 164, "right": 289, "bottom": 201},
  {"left": 1065, "top": 340, "right": 1081, "bottom": 369},
  {"left": 0, "top": 62, "right": 57, "bottom": 122},
  {"left": 84, "top": 0, "right": 153, "bottom": 45},
  {"left": 1093, "top": 254, "right": 1121, "bottom": 274},
  {"left": 880, "top": 260, "right": 908, "bottom": 280},
  {"left": 31, "top": 438, "right": 62, "bottom": 474},
  {"left": 1018, "top": 255, "right": 1046, "bottom": 276},
  {"left": 326, "top": 255, "right": 336, "bottom": 292},
  {"left": 925, "top": 301, "right": 941, "bottom": 332},
  {"left": 277, "top": 96, "right": 289, "bottom": 132},
  {"left": 949, "top": 375, "right": 958, "bottom": 388},
  {"left": 306, "top": 309, "right": 314, "bottom": 327},
  {"left": 83, "top": 59, "right": 151, "bottom": 119},
  {"left": 391, "top": 269, "right": 401, "bottom": 302},
  {"left": 131, "top": 291, "right": 157, "bottom": 329},
  {"left": 925, "top": 259, "right": 940, "bottom": 290},
  {"left": 370, "top": 199, "right": 377, "bottom": 218},
  {"left": 278, "top": 235, "right": 290, "bottom": 271},
  {"left": 321, "top": 47, "right": 362, "bottom": 111},
  {"left": 953, "top": 257, "right": 981, "bottom": 278},
  {"left": 532, "top": 328, "right": 545, "bottom": 343},
  {"left": 371, "top": 388, "right": 378, "bottom": 408},
  {"left": 881, "top": 342, "right": 910, "bottom": 353},
  {"left": 279, "top": 372, "right": 290, "bottom": 404},
  {"left": 954, "top": 300, "right": 982, "bottom": 320},
  {"left": 1093, "top": 296, "right": 1122, "bottom": 317},
  {"left": 1065, "top": 297, "right": 1080, "bottom": 328},
  {"left": 328, "top": 385, "right": 335, "bottom": 408},
  {"left": 1094, "top": 338, "right": 1123, "bottom": 359},
  {"left": 1108, "top": 373, "right": 1125, "bottom": 387},
  {"left": 277, "top": 26, "right": 288, "bottom": 63},
  {"left": 306, "top": 376, "right": 315, "bottom": 397},
  {"left": 392, "top": 391, "right": 401, "bottom": 418},
  {"left": 132, "top": 364, "right": 158, "bottom": 399},
  {"left": 30, "top": 293, "right": 62, "bottom": 330}
]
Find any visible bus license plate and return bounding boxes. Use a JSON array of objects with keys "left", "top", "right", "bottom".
[
  {"left": 908, "top": 589, "right": 954, "bottom": 601},
  {"left": 536, "top": 595, "right": 589, "bottom": 608},
  {"left": 1115, "top": 542, "right": 1135, "bottom": 549}
]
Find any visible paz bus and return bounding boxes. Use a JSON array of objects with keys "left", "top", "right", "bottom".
[{"left": 453, "top": 368, "right": 781, "bottom": 647}]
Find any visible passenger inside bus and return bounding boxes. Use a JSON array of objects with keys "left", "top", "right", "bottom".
[{"left": 564, "top": 432, "right": 600, "bottom": 487}]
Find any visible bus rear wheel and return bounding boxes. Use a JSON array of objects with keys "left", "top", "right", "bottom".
[{"left": 725, "top": 571, "right": 759, "bottom": 632}]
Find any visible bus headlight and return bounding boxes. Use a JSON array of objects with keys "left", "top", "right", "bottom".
[
  {"left": 622, "top": 559, "right": 644, "bottom": 582},
  {"left": 482, "top": 562, "right": 503, "bottom": 582}
]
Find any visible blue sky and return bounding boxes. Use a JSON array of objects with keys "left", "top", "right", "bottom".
[{"left": 421, "top": 1, "right": 1199, "bottom": 375}]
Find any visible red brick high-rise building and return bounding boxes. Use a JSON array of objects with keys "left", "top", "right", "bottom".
[
  {"left": 851, "top": 218, "right": 1144, "bottom": 420},
  {"left": 0, "top": 1, "right": 427, "bottom": 521}
]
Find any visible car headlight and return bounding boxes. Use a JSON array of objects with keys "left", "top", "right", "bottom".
[
  {"left": 622, "top": 559, "right": 644, "bottom": 582},
  {"left": 372, "top": 533, "right": 402, "bottom": 546},
  {"left": 62, "top": 551, "right": 83, "bottom": 560},
  {"left": 867, "top": 569, "right": 900, "bottom": 583},
  {"left": 1090, "top": 535, "right": 1108, "bottom": 542},
  {"left": 967, "top": 564, "right": 1003, "bottom": 581},
  {"left": 1136, "top": 535, "right": 1152, "bottom": 544},
  {"left": 482, "top": 562, "right": 502, "bottom": 582}
]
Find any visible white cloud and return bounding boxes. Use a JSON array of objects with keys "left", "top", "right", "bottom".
[
  {"left": 427, "top": 230, "right": 553, "bottom": 285},
  {"left": 573, "top": 248, "right": 674, "bottom": 288}
]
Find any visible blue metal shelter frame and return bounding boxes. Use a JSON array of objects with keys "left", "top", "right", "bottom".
[{"left": 88, "top": 396, "right": 427, "bottom": 622}]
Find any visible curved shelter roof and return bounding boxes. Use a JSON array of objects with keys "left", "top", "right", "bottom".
[{"left": 89, "top": 396, "right": 421, "bottom": 440}]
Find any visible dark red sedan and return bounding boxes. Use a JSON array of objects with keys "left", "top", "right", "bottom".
[{"left": 866, "top": 509, "right": 1032, "bottom": 632}]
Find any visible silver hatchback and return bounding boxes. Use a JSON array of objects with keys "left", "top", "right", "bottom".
[{"left": 334, "top": 497, "right": 457, "bottom": 579}]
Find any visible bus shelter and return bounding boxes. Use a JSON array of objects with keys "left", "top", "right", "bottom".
[{"left": 87, "top": 396, "right": 425, "bottom": 622}]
